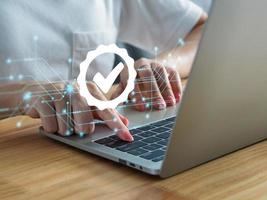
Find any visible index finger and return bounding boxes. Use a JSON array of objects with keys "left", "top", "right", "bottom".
[{"left": 87, "top": 82, "right": 134, "bottom": 142}]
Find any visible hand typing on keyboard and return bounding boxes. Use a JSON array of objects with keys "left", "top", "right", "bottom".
[
  {"left": 18, "top": 59, "right": 182, "bottom": 143},
  {"left": 20, "top": 82, "right": 133, "bottom": 142},
  {"left": 111, "top": 58, "right": 183, "bottom": 111}
]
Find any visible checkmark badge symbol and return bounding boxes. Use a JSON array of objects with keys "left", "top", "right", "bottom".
[
  {"left": 77, "top": 44, "right": 136, "bottom": 110},
  {"left": 93, "top": 62, "right": 124, "bottom": 94}
]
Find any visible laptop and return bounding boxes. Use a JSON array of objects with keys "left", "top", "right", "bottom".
[{"left": 40, "top": 0, "right": 267, "bottom": 178}]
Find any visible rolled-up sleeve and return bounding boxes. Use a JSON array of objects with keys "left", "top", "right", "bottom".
[{"left": 118, "top": 0, "right": 203, "bottom": 53}]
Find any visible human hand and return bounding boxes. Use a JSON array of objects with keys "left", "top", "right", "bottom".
[
  {"left": 21, "top": 82, "right": 133, "bottom": 141},
  {"left": 112, "top": 58, "right": 183, "bottom": 111}
]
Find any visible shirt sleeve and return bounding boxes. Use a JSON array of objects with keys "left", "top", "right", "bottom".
[{"left": 118, "top": 0, "right": 203, "bottom": 54}]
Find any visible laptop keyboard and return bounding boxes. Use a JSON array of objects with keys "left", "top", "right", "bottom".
[{"left": 94, "top": 117, "right": 176, "bottom": 162}]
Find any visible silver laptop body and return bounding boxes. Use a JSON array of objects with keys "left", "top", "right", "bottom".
[{"left": 41, "top": 0, "right": 267, "bottom": 178}]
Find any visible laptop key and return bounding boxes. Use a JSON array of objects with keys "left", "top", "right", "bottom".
[
  {"left": 151, "top": 121, "right": 169, "bottom": 127},
  {"left": 166, "top": 117, "right": 176, "bottom": 122},
  {"left": 130, "top": 129, "right": 142, "bottom": 135},
  {"left": 128, "top": 148, "right": 148, "bottom": 156},
  {"left": 138, "top": 125, "right": 156, "bottom": 131},
  {"left": 108, "top": 135, "right": 120, "bottom": 140},
  {"left": 152, "top": 156, "right": 164, "bottom": 162},
  {"left": 142, "top": 144, "right": 162, "bottom": 151},
  {"left": 133, "top": 135, "right": 143, "bottom": 141},
  {"left": 95, "top": 137, "right": 114, "bottom": 145},
  {"left": 156, "top": 132, "right": 171, "bottom": 139},
  {"left": 142, "top": 137, "right": 162, "bottom": 144},
  {"left": 140, "top": 150, "right": 165, "bottom": 160},
  {"left": 138, "top": 131, "right": 156, "bottom": 138},
  {"left": 157, "top": 139, "right": 169, "bottom": 146},
  {"left": 117, "top": 141, "right": 147, "bottom": 152},
  {"left": 151, "top": 127, "right": 170, "bottom": 133},
  {"left": 106, "top": 140, "right": 128, "bottom": 148},
  {"left": 164, "top": 123, "right": 174, "bottom": 129}
]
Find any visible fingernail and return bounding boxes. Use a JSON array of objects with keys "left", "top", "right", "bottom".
[
  {"left": 166, "top": 96, "right": 176, "bottom": 106},
  {"left": 156, "top": 100, "right": 166, "bottom": 110},
  {"left": 175, "top": 93, "right": 181, "bottom": 103},
  {"left": 79, "top": 132, "right": 85, "bottom": 138},
  {"left": 137, "top": 103, "right": 146, "bottom": 111},
  {"left": 119, "top": 131, "right": 134, "bottom": 142}
]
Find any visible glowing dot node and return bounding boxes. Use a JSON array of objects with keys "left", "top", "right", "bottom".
[
  {"left": 79, "top": 132, "right": 85, "bottom": 137},
  {"left": 177, "top": 38, "right": 185, "bottom": 47},
  {"left": 131, "top": 91, "right": 135, "bottom": 96},
  {"left": 68, "top": 58, "right": 72, "bottom": 64},
  {"left": 33, "top": 35, "right": 39, "bottom": 41},
  {"left": 6, "top": 58, "right": 12, "bottom": 64},
  {"left": 114, "top": 128, "right": 118, "bottom": 132},
  {"left": 23, "top": 92, "right": 32, "bottom": 101},
  {"left": 65, "top": 130, "right": 72, "bottom": 136},
  {"left": 132, "top": 98, "right": 136, "bottom": 103},
  {"left": 9, "top": 75, "right": 14, "bottom": 80},
  {"left": 142, "top": 97, "right": 146, "bottom": 102},
  {"left": 16, "top": 121, "right": 22, "bottom": 128},
  {"left": 66, "top": 84, "right": 74, "bottom": 94},
  {"left": 18, "top": 74, "right": 23, "bottom": 80},
  {"left": 145, "top": 114, "right": 150, "bottom": 119}
]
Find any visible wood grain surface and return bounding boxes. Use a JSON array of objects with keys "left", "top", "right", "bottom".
[{"left": 1, "top": 116, "right": 267, "bottom": 200}]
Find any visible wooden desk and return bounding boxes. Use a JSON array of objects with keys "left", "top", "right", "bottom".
[{"left": 1, "top": 116, "right": 267, "bottom": 200}]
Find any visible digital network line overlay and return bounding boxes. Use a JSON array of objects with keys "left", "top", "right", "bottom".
[{"left": 0, "top": 34, "right": 194, "bottom": 136}]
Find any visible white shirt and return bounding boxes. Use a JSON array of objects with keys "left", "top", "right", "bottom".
[
  {"left": 0, "top": 0, "right": 207, "bottom": 82},
  {"left": 192, "top": 0, "right": 213, "bottom": 12}
]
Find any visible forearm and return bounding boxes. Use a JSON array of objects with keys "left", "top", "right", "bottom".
[{"left": 158, "top": 12, "right": 207, "bottom": 78}]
